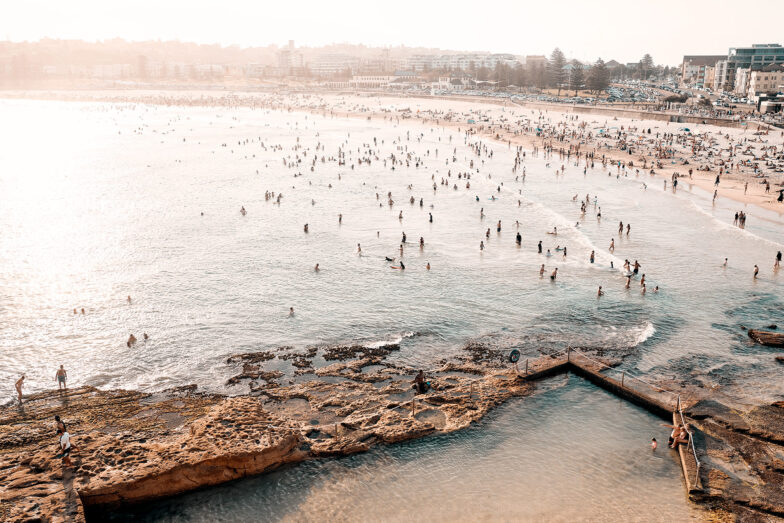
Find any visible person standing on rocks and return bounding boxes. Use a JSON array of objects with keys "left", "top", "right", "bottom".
[
  {"left": 15, "top": 375, "right": 24, "bottom": 404},
  {"left": 55, "top": 365, "right": 67, "bottom": 390}
]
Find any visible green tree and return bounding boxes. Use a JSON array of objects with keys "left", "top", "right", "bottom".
[
  {"left": 640, "top": 53, "right": 654, "bottom": 80},
  {"left": 569, "top": 60, "right": 584, "bottom": 95},
  {"left": 548, "top": 47, "right": 567, "bottom": 94},
  {"left": 587, "top": 58, "right": 610, "bottom": 93}
]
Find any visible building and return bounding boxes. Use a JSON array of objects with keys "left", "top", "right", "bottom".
[
  {"left": 680, "top": 55, "right": 724, "bottom": 87},
  {"left": 406, "top": 53, "right": 520, "bottom": 72},
  {"left": 748, "top": 65, "right": 784, "bottom": 97},
  {"left": 432, "top": 73, "right": 475, "bottom": 91},
  {"left": 717, "top": 44, "right": 784, "bottom": 91},
  {"left": 277, "top": 40, "right": 304, "bottom": 76},
  {"left": 704, "top": 65, "right": 715, "bottom": 90},
  {"left": 734, "top": 68, "right": 751, "bottom": 96},
  {"left": 309, "top": 54, "right": 359, "bottom": 77},
  {"left": 348, "top": 75, "right": 394, "bottom": 88}
]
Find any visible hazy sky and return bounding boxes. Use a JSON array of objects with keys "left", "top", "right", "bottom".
[{"left": 4, "top": 0, "right": 783, "bottom": 65}]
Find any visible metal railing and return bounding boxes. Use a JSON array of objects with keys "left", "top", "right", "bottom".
[{"left": 677, "top": 395, "right": 702, "bottom": 487}]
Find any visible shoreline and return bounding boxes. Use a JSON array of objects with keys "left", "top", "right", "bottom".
[{"left": 3, "top": 88, "right": 781, "bottom": 216}]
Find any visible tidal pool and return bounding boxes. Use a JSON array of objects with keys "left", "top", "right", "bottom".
[{"left": 103, "top": 375, "right": 695, "bottom": 522}]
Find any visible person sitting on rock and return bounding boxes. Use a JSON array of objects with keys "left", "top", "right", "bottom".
[{"left": 671, "top": 425, "right": 690, "bottom": 448}]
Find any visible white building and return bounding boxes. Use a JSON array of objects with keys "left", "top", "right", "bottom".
[
  {"left": 309, "top": 54, "right": 359, "bottom": 76},
  {"left": 348, "top": 75, "right": 394, "bottom": 88},
  {"left": 748, "top": 67, "right": 784, "bottom": 97},
  {"left": 407, "top": 53, "right": 519, "bottom": 72}
]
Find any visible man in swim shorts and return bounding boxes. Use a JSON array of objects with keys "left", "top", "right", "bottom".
[{"left": 55, "top": 365, "right": 67, "bottom": 390}]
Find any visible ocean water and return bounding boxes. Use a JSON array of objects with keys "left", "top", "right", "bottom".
[
  {"left": 1, "top": 98, "right": 783, "bottom": 403},
  {"left": 98, "top": 375, "right": 695, "bottom": 522}
]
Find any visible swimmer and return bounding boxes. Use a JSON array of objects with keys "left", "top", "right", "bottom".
[
  {"left": 314, "top": 263, "right": 320, "bottom": 272},
  {"left": 539, "top": 264, "right": 545, "bottom": 277},
  {"left": 289, "top": 307, "right": 295, "bottom": 316},
  {"left": 127, "top": 295, "right": 132, "bottom": 304},
  {"left": 515, "top": 232, "right": 522, "bottom": 245},
  {"left": 546, "top": 249, "right": 552, "bottom": 257},
  {"left": 339, "top": 213, "right": 343, "bottom": 224},
  {"left": 754, "top": 265, "right": 759, "bottom": 279},
  {"left": 651, "top": 438, "right": 657, "bottom": 451},
  {"left": 538, "top": 241, "right": 542, "bottom": 254},
  {"left": 609, "top": 239, "right": 615, "bottom": 252},
  {"left": 597, "top": 286, "right": 604, "bottom": 297},
  {"left": 426, "top": 262, "right": 431, "bottom": 270},
  {"left": 480, "top": 241, "right": 485, "bottom": 251},
  {"left": 303, "top": 223, "right": 308, "bottom": 233},
  {"left": 722, "top": 258, "right": 728, "bottom": 268},
  {"left": 590, "top": 250, "right": 595, "bottom": 264},
  {"left": 550, "top": 268, "right": 558, "bottom": 281}
]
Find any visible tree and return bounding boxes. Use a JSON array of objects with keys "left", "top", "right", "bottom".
[
  {"left": 548, "top": 48, "right": 567, "bottom": 95},
  {"left": 569, "top": 60, "right": 584, "bottom": 95},
  {"left": 513, "top": 63, "right": 527, "bottom": 88},
  {"left": 640, "top": 53, "right": 654, "bottom": 80},
  {"left": 587, "top": 58, "right": 610, "bottom": 93},
  {"left": 527, "top": 61, "right": 546, "bottom": 89}
]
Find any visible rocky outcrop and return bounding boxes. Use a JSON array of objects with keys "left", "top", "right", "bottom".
[
  {"left": 0, "top": 349, "right": 533, "bottom": 522},
  {"left": 683, "top": 400, "right": 784, "bottom": 520}
]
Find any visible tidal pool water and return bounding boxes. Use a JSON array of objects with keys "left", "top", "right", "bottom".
[{"left": 101, "top": 376, "right": 695, "bottom": 522}]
